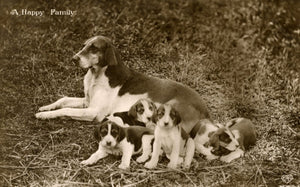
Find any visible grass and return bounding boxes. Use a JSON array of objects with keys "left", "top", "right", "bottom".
[{"left": 0, "top": 0, "right": 299, "bottom": 186}]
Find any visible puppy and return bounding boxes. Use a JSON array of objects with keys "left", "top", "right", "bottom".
[
  {"left": 81, "top": 118, "right": 154, "bottom": 169},
  {"left": 128, "top": 98, "right": 158, "bottom": 129},
  {"left": 145, "top": 104, "right": 195, "bottom": 169},
  {"left": 208, "top": 118, "right": 256, "bottom": 163},
  {"left": 189, "top": 119, "right": 225, "bottom": 160},
  {"left": 106, "top": 99, "right": 157, "bottom": 128}
]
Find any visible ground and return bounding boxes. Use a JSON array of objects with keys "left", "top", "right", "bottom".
[{"left": 0, "top": 0, "right": 299, "bottom": 186}]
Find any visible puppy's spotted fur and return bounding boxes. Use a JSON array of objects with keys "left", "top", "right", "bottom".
[
  {"left": 145, "top": 104, "right": 195, "bottom": 169},
  {"left": 81, "top": 118, "right": 154, "bottom": 169},
  {"left": 209, "top": 118, "right": 256, "bottom": 163},
  {"left": 190, "top": 119, "right": 227, "bottom": 160}
]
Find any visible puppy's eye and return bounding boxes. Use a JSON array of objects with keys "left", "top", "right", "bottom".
[
  {"left": 158, "top": 111, "right": 164, "bottom": 118},
  {"left": 100, "top": 129, "right": 108, "bottom": 135},
  {"left": 111, "top": 129, "right": 118, "bottom": 136},
  {"left": 89, "top": 44, "right": 98, "bottom": 53},
  {"left": 219, "top": 133, "right": 231, "bottom": 143},
  {"left": 136, "top": 104, "right": 144, "bottom": 114},
  {"left": 149, "top": 104, "right": 154, "bottom": 111}
]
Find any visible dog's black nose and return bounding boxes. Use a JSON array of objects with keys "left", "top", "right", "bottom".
[
  {"left": 106, "top": 141, "right": 111, "bottom": 146},
  {"left": 164, "top": 123, "right": 168, "bottom": 126}
]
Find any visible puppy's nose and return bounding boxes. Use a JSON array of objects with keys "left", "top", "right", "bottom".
[
  {"left": 71, "top": 55, "right": 79, "bottom": 64},
  {"left": 106, "top": 141, "right": 111, "bottom": 146},
  {"left": 164, "top": 123, "right": 168, "bottom": 126},
  {"left": 147, "top": 117, "right": 151, "bottom": 121}
]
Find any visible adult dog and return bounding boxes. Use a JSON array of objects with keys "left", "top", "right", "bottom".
[{"left": 35, "top": 36, "right": 210, "bottom": 133}]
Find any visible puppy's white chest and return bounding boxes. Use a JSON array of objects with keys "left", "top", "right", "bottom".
[{"left": 161, "top": 136, "right": 173, "bottom": 154}]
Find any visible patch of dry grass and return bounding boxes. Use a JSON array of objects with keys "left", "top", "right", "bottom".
[{"left": 1, "top": 0, "right": 299, "bottom": 186}]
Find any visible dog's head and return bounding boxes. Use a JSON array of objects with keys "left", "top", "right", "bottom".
[
  {"left": 208, "top": 127, "right": 240, "bottom": 154},
  {"left": 128, "top": 99, "right": 157, "bottom": 124},
  {"left": 94, "top": 118, "right": 125, "bottom": 148},
  {"left": 73, "top": 36, "right": 120, "bottom": 69},
  {"left": 152, "top": 104, "right": 181, "bottom": 129}
]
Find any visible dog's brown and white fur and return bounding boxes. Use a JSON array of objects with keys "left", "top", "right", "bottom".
[
  {"left": 128, "top": 99, "right": 158, "bottom": 129},
  {"left": 80, "top": 118, "right": 154, "bottom": 169},
  {"left": 209, "top": 118, "right": 256, "bottom": 163},
  {"left": 189, "top": 119, "right": 225, "bottom": 160},
  {"left": 145, "top": 104, "right": 195, "bottom": 169},
  {"left": 35, "top": 36, "right": 210, "bottom": 134}
]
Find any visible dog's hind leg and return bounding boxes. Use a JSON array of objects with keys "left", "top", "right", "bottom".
[{"left": 38, "top": 97, "right": 87, "bottom": 111}]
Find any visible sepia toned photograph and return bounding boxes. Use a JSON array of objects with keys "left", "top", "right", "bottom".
[{"left": 0, "top": 0, "right": 299, "bottom": 186}]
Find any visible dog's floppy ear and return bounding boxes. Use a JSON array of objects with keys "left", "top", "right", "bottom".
[
  {"left": 171, "top": 108, "right": 181, "bottom": 126},
  {"left": 94, "top": 126, "right": 101, "bottom": 141},
  {"left": 151, "top": 106, "right": 159, "bottom": 123},
  {"left": 128, "top": 103, "right": 138, "bottom": 119},
  {"left": 104, "top": 44, "right": 119, "bottom": 66},
  {"left": 93, "top": 118, "right": 109, "bottom": 141},
  {"left": 117, "top": 126, "right": 126, "bottom": 142}
]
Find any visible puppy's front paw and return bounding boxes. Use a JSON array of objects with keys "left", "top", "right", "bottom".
[
  {"left": 80, "top": 159, "right": 95, "bottom": 166},
  {"left": 206, "top": 154, "right": 219, "bottom": 160},
  {"left": 182, "top": 163, "right": 191, "bottom": 169},
  {"left": 136, "top": 155, "right": 148, "bottom": 163},
  {"left": 220, "top": 155, "right": 233, "bottom": 163},
  {"left": 118, "top": 163, "right": 129, "bottom": 170},
  {"left": 167, "top": 162, "right": 177, "bottom": 169},
  {"left": 144, "top": 161, "right": 157, "bottom": 169}
]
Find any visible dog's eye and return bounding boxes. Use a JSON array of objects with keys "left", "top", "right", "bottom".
[
  {"left": 111, "top": 129, "right": 118, "bottom": 136},
  {"left": 149, "top": 104, "right": 154, "bottom": 111},
  {"left": 157, "top": 111, "right": 164, "bottom": 118},
  {"left": 219, "top": 133, "right": 231, "bottom": 143},
  {"left": 136, "top": 104, "right": 144, "bottom": 114},
  {"left": 89, "top": 44, "right": 98, "bottom": 53},
  {"left": 100, "top": 129, "right": 108, "bottom": 135}
]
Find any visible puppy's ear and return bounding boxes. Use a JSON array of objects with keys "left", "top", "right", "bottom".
[
  {"left": 128, "top": 103, "right": 138, "bottom": 119},
  {"left": 237, "top": 137, "right": 245, "bottom": 151},
  {"left": 94, "top": 126, "right": 101, "bottom": 141},
  {"left": 104, "top": 44, "right": 118, "bottom": 66},
  {"left": 208, "top": 132, "right": 220, "bottom": 149},
  {"left": 117, "top": 126, "right": 126, "bottom": 142},
  {"left": 171, "top": 108, "right": 181, "bottom": 126},
  {"left": 151, "top": 109, "right": 158, "bottom": 123}
]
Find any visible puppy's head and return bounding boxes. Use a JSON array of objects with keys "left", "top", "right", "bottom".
[
  {"left": 152, "top": 104, "right": 181, "bottom": 129},
  {"left": 72, "top": 36, "right": 119, "bottom": 69},
  {"left": 94, "top": 118, "right": 125, "bottom": 148},
  {"left": 128, "top": 99, "right": 157, "bottom": 124},
  {"left": 208, "top": 127, "right": 239, "bottom": 154}
]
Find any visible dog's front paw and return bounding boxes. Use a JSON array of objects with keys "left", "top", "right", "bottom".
[
  {"left": 206, "top": 154, "right": 219, "bottom": 161},
  {"left": 167, "top": 162, "right": 177, "bottom": 169},
  {"left": 220, "top": 155, "right": 233, "bottom": 163},
  {"left": 35, "top": 111, "right": 57, "bottom": 119},
  {"left": 118, "top": 163, "right": 129, "bottom": 170},
  {"left": 182, "top": 163, "right": 191, "bottom": 169},
  {"left": 136, "top": 155, "right": 148, "bottom": 163},
  {"left": 35, "top": 112, "right": 50, "bottom": 119},
  {"left": 80, "top": 159, "right": 95, "bottom": 166},
  {"left": 38, "top": 105, "right": 54, "bottom": 112},
  {"left": 144, "top": 161, "right": 157, "bottom": 169}
]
